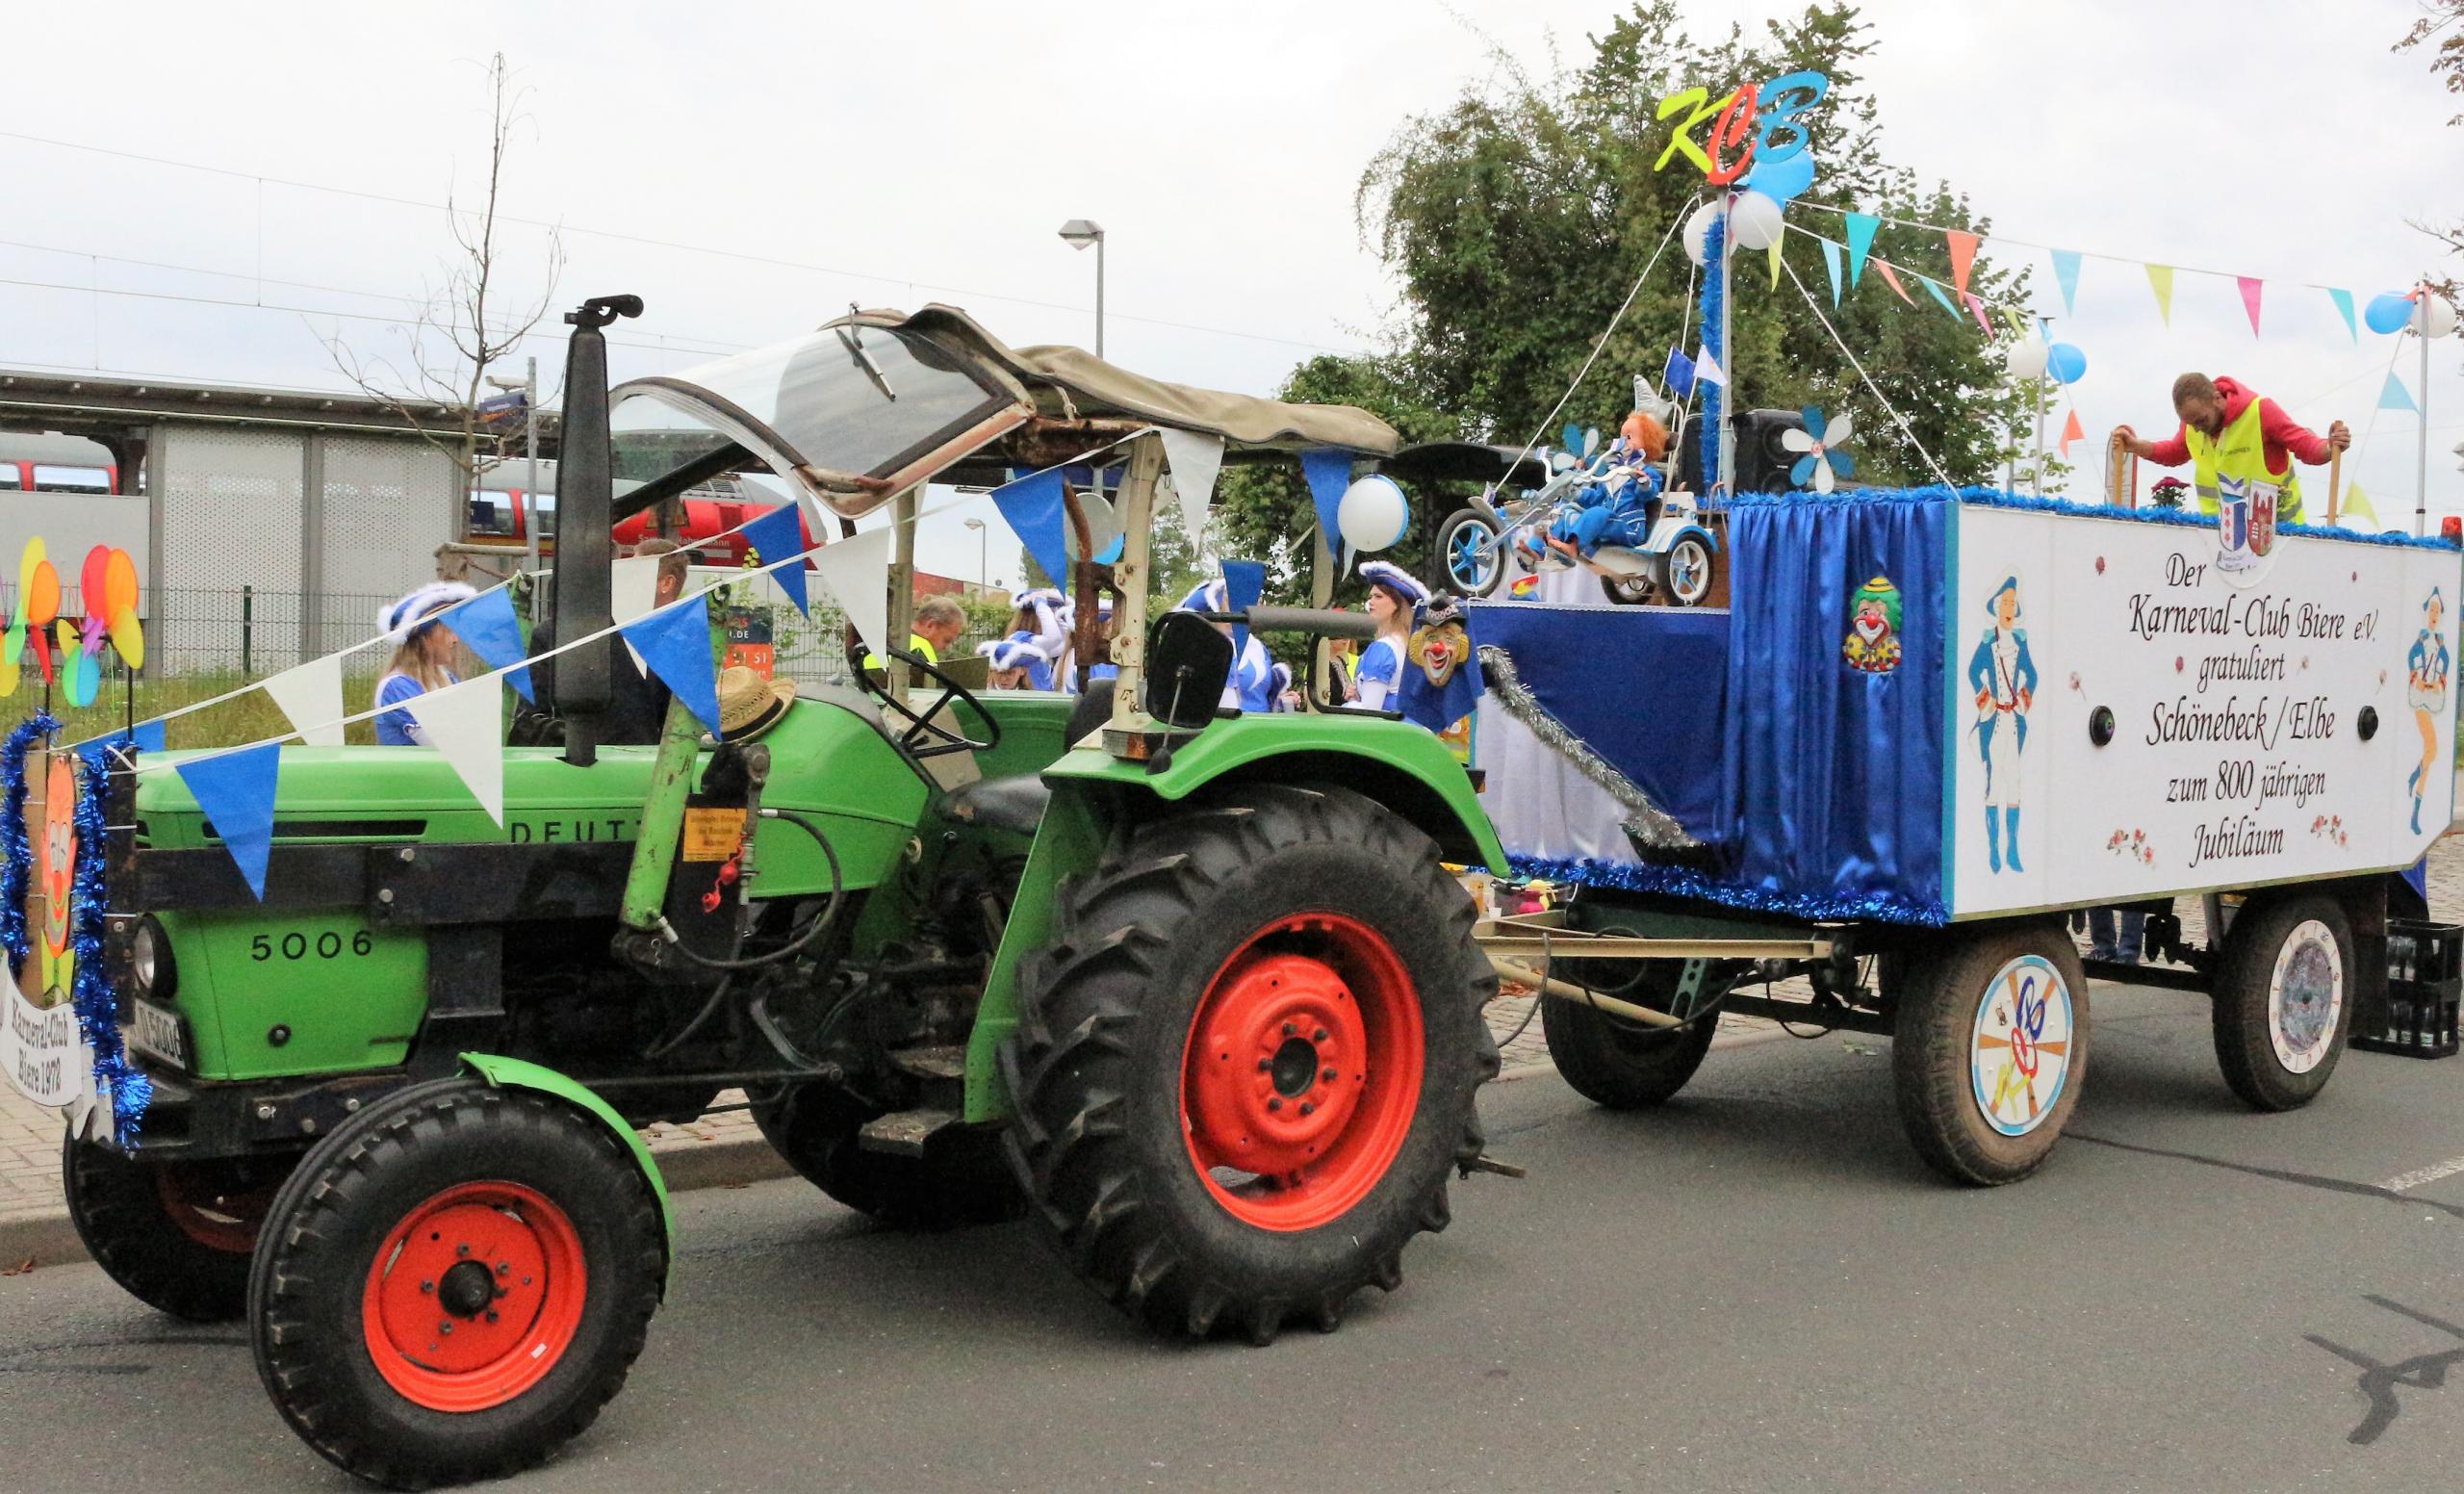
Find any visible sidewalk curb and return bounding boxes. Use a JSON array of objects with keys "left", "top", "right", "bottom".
[{"left": 0, "top": 1135, "right": 796, "bottom": 1276}]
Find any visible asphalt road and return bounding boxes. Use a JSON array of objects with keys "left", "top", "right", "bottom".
[{"left": 3, "top": 986, "right": 2460, "bottom": 1494}]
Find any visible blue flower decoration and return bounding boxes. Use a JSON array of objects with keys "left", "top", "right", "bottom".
[{"left": 1782, "top": 405, "right": 1857, "bottom": 493}]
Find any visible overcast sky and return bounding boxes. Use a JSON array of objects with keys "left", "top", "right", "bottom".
[{"left": 6, "top": 0, "right": 2462, "bottom": 580}]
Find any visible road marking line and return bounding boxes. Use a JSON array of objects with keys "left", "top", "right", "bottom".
[{"left": 2380, "top": 1155, "right": 2464, "bottom": 1194}]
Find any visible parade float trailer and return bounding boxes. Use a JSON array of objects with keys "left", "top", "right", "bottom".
[{"left": 2, "top": 298, "right": 1507, "bottom": 1487}]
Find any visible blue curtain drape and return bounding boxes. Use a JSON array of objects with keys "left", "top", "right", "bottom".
[{"left": 1722, "top": 492, "right": 1951, "bottom": 914}]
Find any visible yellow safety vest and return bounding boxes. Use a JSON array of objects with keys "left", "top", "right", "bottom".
[
  {"left": 860, "top": 634, "right": 939, "bottom": 672},
  {"left": 2188, "top": 398, "right": 2303, "bottom": 524}
]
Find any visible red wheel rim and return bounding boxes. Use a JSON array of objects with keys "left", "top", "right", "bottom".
[
  {"left": 360, "top": 1181, "right": 586, "bottom": 1413},
  {"left": 155, "top": 1167, "right": 272, "bottom": 1254},
  {"left": 1179, "top": 913, "right": 1425, "bottom": 1232}
]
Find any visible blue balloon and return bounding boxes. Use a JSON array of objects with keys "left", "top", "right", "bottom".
[
  {"left": 2365, "top": 292, "right": 2416, "bottom": 335},
  {"left": 1747, "top": 148, "right": 1817, "bottom": 206},
  {"left": 2045, "top": 343, "right": 2088, "bottom": 385}
]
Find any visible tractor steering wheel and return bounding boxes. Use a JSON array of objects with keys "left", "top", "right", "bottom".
[{"left": 854, "top": 645, "right": 1002, "bottom": 760}]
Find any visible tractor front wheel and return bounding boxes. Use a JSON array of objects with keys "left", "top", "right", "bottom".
[
  {"left": 63, "top": 1138, "right": 283, "bottom": 1322},
  {"left": 1001, "top": 784, "right": 1497, "bottom": 1344},
  {"left": 247, "top": 1079, "right": 666, "bottom": 1490}
]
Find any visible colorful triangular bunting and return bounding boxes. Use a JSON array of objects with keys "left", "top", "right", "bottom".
[
  {"left": 2058, "top": 408, "right": 2086, "bottom": 459},
  {"left": 2144, "top": 264, "right": 2174, "bottom": 325},
  {"left": 1944, "top": 229, "right": 1979, "bottom": 298},
  {"left": 1693, "top": 348, "right": 1727, "bottom": 386},
  {"left": 1818, "top": 237, "right": 1843, "bottom": 306},
  {"left": 2344, "top": 480, "right": 2378, "bottom": 525},
  {"left": 262, "top": 655, "right": 345, "bottom": 747},
  {"left": 1300, "top": 450, "right": 1355, "bottom": 554},
  {"left": 2050, "top": 249, "right": 2082, "bottom": 316},
  {"left": 404, "top": 679, "right": 507, "bottom": 826},
  {"left": 2236, "top": 276, "right": 2265, "bottom": 338},
  {"left": 1220, "top": 558, "right": 1266, "bottom": 658},
  {"left": 1874, "top": 260, "right": 1916, "bottom": 305},
  {"left": 1159, "top": 429, "right": 1224, "bottom": 553},
  {"left": 739, "top": 502, "right": 809, "bottom": 616},
  {"left": 619, "top": 594, "right": 721, "bottom": 735},
  {"left": 1843, "top": 212, "right": 1880, "bottom": 287},
  {"left": 808, "top": 526, "right": 892, "bottom": 666},
  {"left": 2380, "top": 372, "right": 2420, "bottom": 413},
  {"left": 1918, "top": 274, "right": 1963, "bottom": 319},
  {"left": 175, "top": 742, "right": 281, "bottom": 900},
  {"left": 2327, "top": 288, "right": 2358, "bottom": 342},
  {"left": 990, "top": 467, "right": 1070, "bottom": 591},
  {"left": 438, "top": 587, "right": 534, "bottom": 703}
]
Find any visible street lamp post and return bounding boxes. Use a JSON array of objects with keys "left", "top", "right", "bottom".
[
  {"left": 963, "top": 517, "right": 988, "bottom": 593},
  {"left": 1058, "top": 218, "right": 1105, "bottom": 357}
]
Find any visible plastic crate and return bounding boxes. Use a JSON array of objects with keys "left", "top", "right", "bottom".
[{"left": 2353, "top": 919, "right": 2462, "bottom": 1059}]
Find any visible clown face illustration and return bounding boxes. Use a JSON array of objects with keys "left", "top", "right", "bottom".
[{"left": 38, "top": 756, "right": 76, "bottom": 998}]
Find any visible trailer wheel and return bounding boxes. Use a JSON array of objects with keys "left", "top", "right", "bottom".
[
  {"left": 248, "top": 1079, "right": 665, "bottom": 1490},
  {"left": 754, "top": 1084, "right": 1021, "bottom": 1228},
  {"left": 63, "top": 1137, "right": 282, "bottom": 1322},
  {"left": 1001, "top": 783, "right": 1497, "bottom": 1344},
  {"left": 2211, "top": 893, "right": 2353, "bottom": 1112},
  {"left": 1893, "top": 923, "right": 2089, "bottom": 1185},
  {"left": 1540, "top": 958, "right": 1723, "bottom": 1108}
]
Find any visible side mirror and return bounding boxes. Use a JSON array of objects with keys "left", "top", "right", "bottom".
[{"left": 1143, "top": 612, "right": 1233, "bottom": 730}]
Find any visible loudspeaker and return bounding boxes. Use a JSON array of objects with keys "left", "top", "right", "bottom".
[{"left": 1676, "top": 408, "right": 1808, "bottom": 496}]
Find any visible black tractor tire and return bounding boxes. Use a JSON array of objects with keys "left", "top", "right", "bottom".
[
  {"left": 754, "top": 1084, "right": 1022, "bottom": 1228},
  {"left": 2211, "top": 892, "right": 2355, "bottom": 1112},
  {"left": 247, "top": 1079, "right": 667, "bottom": 1490},
  {"left": 1892, "top": 921, "right": 2090, "bottom": 1186},
  {"left": 1000, "top": 783, "right": 1498, "bottom": 1344},
  {"left": 63, "top": 1137, "right": 284, "bottom": 1322},
  {"left": 1540, "top": 958, "right": 1725, "bottom": 1109}
]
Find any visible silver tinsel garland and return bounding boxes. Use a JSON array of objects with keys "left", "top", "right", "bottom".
[{"left": 1476, "top": 645, "right": 1701, "bottom": 852}]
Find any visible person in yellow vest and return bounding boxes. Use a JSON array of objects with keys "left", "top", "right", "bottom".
[
  {"left": 859, "top": 594, "right": 967, "bottom": 672},
  {"left": 2115, "top": 374, "right": 2348, "bottom": 524}
]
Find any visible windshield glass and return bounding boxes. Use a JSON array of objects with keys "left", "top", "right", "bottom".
[
  {"left": 609, "top": 393, "right": 741, "bottom": 502},
  {"left": 623, "top": 327, "right": 1013, "bottom": 481}
]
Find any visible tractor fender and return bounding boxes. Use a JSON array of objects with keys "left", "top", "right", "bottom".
[{"left": 457, "top": 1051, "right": 674, "bottom": 1282}]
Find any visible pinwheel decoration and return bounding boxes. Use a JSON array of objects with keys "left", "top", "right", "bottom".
[
  {"left": 1783, "top": 405, "right": 1857, "bottom": 493},
  {"left": 0, "top": 538, "right": 141, "bottom": 705},
  {"left": 1553, "top": 423, "right": 1603, "bottom": 474}
]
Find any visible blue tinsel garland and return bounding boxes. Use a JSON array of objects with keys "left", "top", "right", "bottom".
[
  {"left": 1506, "top": 853, "right": 1951, "bottom": 928},
  {"left": 72, "top": 742, "right": 149, "bottom": 1146},
  {"left": 1726, "top": 482, "right": 2460, "bottom": 551},
  {"left": 1697, "top": 214, "right": 1725, "bottom": 492},
  {"left": 0, "top": 712, "right": 60, "bottom": 971}
]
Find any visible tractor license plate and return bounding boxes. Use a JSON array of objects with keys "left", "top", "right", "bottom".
[{"left": 126, "top": 1000, "right": 190, "bottom": 1071}]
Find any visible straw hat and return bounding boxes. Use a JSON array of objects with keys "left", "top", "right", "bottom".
[{"left": 713, "top": 665, "right": 798, "bottom": 740}]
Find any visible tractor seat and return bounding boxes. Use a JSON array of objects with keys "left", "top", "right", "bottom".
[{"left": 931, "top": 775, "right": 1052, "bottom": 837}]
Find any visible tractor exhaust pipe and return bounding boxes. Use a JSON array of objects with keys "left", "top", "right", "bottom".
[{"left": 552, "top": 294, "right": 642, "bottom": 767}]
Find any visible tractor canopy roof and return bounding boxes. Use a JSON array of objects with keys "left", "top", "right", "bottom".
[{"left": 606, "top": 303, "right": 1397, "bottom": 525}]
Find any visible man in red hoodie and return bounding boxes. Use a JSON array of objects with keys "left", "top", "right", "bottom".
[{"left": 2115, "top": 374, "right": 2349, "bottom": 524}]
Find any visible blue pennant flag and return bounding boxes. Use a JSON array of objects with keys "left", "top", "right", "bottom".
[
  {"left": 438, "top": 587, "right": 534, "bottom": 703},
  {"left": 739, "top": 502, "right": 809, "bottom": 615},
  {"left": 1220, "top": 557, "right": 1266, "bottom": 658},
  {"left": 1300, "top": 450, "right": 1355, "bottom": 556},
  {"left": 175, "top": 742, "right": 281, "bottom": 900},
  {"left": 2049, "top": 248, "right": 2082, "bottom": 316},
  {"left": 620, "top": 594, "right": 721, "bottom": 734},
  {"left": 1662, "top": 347, "right": 1697, "bottom": 399},
  {"left": 2381, "top": 372, "right": 2420, "bottom": 414},
  {"left": 991, "top": 468, "right": 1071, "bottom": 590},
  {"left": 1843, "top": 211, "right": 1880, "bottom": 286},
  {"left": 114, "top": 719, "right": 166, "bottom": 755}
]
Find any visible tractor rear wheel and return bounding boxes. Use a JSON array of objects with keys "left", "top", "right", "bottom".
[
  {"left": 754, "top": 1084, "right": 1021, "bottom": 1228},
  {"left": 247, "top": 1079, "right": 666, "bottom": 1490},
  {"left": 1001, "top": 784, "right": 1497, "bottom": 1344},
  {"left": 63, "top": 1137, "right": 282, "bottom": 1322}
]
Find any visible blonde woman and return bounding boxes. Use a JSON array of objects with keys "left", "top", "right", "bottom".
[
  {"left": 373, "top": 581, "right": 475, "bottom": 746},
  {"left": 2408, "top": 588, "right": 2450, "bottom": 836},
  {"left": 1350, "top": 560, "right": 1427, "bottom": 712}
]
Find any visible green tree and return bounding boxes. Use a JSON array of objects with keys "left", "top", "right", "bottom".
[{"left": 1352, "top": 2, "right": 2032, "bottom": 494}]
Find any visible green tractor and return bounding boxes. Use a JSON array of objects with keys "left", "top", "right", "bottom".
[{"left": 55, "top": 297, "right": 1503, "bottom": 1486}]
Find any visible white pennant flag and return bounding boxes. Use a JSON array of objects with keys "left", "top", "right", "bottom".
[
  {"left": 1694, "top": 347, "right": 1727, "bottom": 387},
  {"left": 1159, "top": 428, "right": 1224, "bottom": 549},
  {"left": 262, "top": 655, "right": 345, "bottom": 746},
  {"left": 405, "top": 677, "right": 506, "bottom": 825},
  {"left": 808, "top": 526, "right": 894, "bottom": 664},
  {"left": 610, "top": 554, "right": 662, "bottom": 677}
]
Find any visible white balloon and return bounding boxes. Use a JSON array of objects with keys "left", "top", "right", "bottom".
[
  {"left": 1681, "top": 200, "right": 1724, "bottom": 268},
  {"left": 1336, "top": 475, "right": 1411, "bottom": 555},
  {"left": 2004, "top": 338, "right": 2050, "bottom": 382},
  {"left": 2414, "top": 294, "right": 2458, "bottom": 339},
  {"left": 1726, "top": 191, "right": 1785, "bottom": 252}
]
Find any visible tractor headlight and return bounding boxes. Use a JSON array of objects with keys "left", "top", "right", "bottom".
[{"left": 132, "top": 916, "right": 174, "bottom": 1001}]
